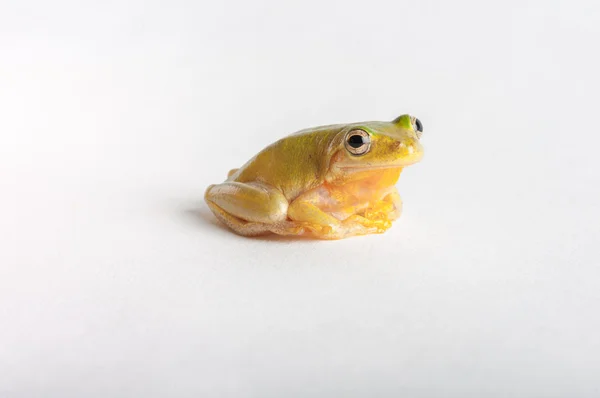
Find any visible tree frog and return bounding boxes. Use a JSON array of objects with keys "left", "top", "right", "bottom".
[{"left": 205, "top": 114, "right": 424, "bottom": 239}]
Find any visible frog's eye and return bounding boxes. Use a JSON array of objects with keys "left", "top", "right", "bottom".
[
  {"left": 345, "top": 130, "right": 371, "bottom": 156},
  {"left": 411, "top": 116, "right": 423, "bottom": 138},
  {"left": 414, "top": 118, "right": 423, "bottom": 133}
]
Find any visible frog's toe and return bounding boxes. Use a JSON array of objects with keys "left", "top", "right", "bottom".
[{"left": 268, "top": 221, "right": 308, "bottom": 236}]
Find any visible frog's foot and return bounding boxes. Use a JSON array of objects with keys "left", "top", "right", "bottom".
[
  {"left": 269, "top": 216, "right": 389, "bottom": 240},
  {"left": 309, "top": 201, "right": 398, "bottom": 240},
  {"left": 285, "top": 198, "right": 392, "bottom": 240},
  {"left": 284, "top": 216, "right": 384, "bottom": 240},
  {"left": 266, "top": 221, "right": 322, "bottom": 237},
  {"left": 362, "top": 191, "right": 403, "bottom": 223},
  {"left": 382, "top": 190, "right": 403, "bottom": 221},
  {"left": 361, "top": 206, "right": 394, "bottom": 230},
  {"left": 344, "top": 214, "right": 391, "bottom": 234}
]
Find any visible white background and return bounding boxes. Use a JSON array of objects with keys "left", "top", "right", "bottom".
[{"left": 1, "top": 0, "right": 600, "bottom": 397}]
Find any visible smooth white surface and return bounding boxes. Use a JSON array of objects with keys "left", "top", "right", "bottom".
[{"left": 1, "top": 0, "right": 600, "bottom": 397}]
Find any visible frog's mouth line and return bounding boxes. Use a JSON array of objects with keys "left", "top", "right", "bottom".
[
  {"left": 338, "top": 165, "right": 402, "bottom": 170},
  {"left": 337, "top": 161, "right": 420, "bottom": 171}
]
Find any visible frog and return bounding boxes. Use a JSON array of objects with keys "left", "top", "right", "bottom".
[{"left": 204, "top": 114, "right": 424, "bottom": 240}]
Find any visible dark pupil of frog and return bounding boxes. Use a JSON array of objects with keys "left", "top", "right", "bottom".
[
  {"left": 348, "top": 135, "right": 365, "bottom": 148},
  {"left": 415, "top": 118, "right": 423, "bottom": 132}
]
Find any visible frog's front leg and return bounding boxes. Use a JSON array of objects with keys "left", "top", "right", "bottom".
[
  {"left": 287, "top": 188, "right": 382, "bottom": 240},
  {"left": 364, "top": 188, "right": 403, "bottom": 222}
]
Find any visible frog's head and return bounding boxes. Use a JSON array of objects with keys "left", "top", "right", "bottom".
[{"left": 329, "top": 114, "right": 424, "bottom": 176}]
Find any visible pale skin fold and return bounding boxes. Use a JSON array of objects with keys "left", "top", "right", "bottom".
[{"left": 205, "top": 114, "right": 424, "bottom": 240}]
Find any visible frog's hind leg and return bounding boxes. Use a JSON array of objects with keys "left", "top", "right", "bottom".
[
  {"left": 205, "top": 200, "right": 271, "bottom": 236},
  {"left": 205, "top": 198, "right": 308, "bottom": 237},
  {"left": 205, "top": 181, "right": 302, "bottom": 237}
]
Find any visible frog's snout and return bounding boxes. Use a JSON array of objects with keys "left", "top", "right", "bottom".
[
  {"left": 395, "top": 138, "right": 424, "bottom": 163},
  {"left": 396, "top": 138, "right": 419, "bottom": 153}
]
